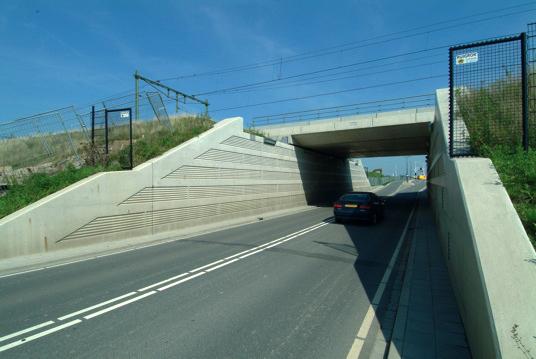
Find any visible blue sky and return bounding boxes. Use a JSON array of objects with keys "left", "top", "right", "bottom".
[{"left": 0, "top": 0, "right": 534, "bottom": 174}]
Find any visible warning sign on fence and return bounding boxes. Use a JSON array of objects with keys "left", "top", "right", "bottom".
[{"left": 456, "top": 52, "right": 478, "bottom": 65}]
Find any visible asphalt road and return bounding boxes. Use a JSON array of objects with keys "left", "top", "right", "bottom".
[{"left": 0, "top": 181, "right": 424, "bottom": 358}]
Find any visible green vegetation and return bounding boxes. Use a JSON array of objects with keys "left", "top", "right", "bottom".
[
  {"left": 244, "top": 127, "right": 266, "bottom": 138},
  {"left": 455, "top": 75, "right": 535, "bottom": 248},
  {"left": 109, "top": 115, "right": 214, "bottom": 166},
  {"left": 0, "top": 115, "right": 214, "bottom": 219},
  {"left": 455, "top": 79, "right": 523, "bottom": 152},
  {"left": 0, "top": 165, "right": 106, "bottom": 219},
  {"left": 366, "top": 171, "right": 383, "bottom": 178},
  {"left": 480, "top": 145, "right": 536, "bottom": 247}
]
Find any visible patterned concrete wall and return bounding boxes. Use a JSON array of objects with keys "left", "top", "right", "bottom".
[{"left": 0, "top": 117, "right": 369, "bottom": 259}]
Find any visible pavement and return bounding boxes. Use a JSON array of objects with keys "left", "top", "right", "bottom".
[
  {"left": 362, "top": 187, "right": 472, "bottom": 359},
  {"left": 0, "top": 181, "right": 470, "bottom": 358}
]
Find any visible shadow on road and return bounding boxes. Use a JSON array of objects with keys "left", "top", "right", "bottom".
[{"left": 319, "top": 188, "right": 422, "bottom": 358}]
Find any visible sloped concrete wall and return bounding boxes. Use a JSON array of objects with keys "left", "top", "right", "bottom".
[
  {"left": 0, "top": 117, "right": 369, "bottom": 259},
  {"left": 428, "top": 89, "right": 536, "bottom": 358}
]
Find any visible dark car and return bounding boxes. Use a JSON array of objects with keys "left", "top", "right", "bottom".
[{"left": 333, "top": 192, "right": 385, "bottom": 224}]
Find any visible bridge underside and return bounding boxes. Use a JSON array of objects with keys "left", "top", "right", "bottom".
[
  {"left": 259, "top": 107, "right": 434, "bottom": 158},
  {"left": 291, "top": 122, "right": 430, "bottom": 157}
]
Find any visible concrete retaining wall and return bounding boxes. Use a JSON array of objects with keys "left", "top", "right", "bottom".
[
  {"left": 428, "top": 89, "right": 536, "bottom": 358},
  {"left": 0, "top": 117, "right": 369, "bottom": 259}
]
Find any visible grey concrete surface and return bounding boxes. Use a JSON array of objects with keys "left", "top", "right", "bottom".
[
  {"left": 0, "top": 183, "right": 427, "bottom": 358},
  {"left": 387, "top": 191, "right": 470, "bottom": 359},
  {"left": 258, "top": 107, "right": 434, "bottom": 157},
  {"left": 0, "top": 117, "right": 369, "bottom": 260},
  {"left": 428, "top": 89, "right": 536, "bottom": 358}
]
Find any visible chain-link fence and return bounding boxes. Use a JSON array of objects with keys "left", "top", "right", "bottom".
[{"left": 449, "top": 34, "right": 527, "bottom": 157}]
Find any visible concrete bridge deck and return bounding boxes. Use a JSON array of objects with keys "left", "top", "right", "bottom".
[{"left": 258, "top": 107, "right": 434, "bottom": 157}]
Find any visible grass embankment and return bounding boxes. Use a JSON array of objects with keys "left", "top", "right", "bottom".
[
  {"left": 480, "top": 146, "right": 536, "bottom": 247},
  {"left": 0, "top": 116, "right": 214, "bottom": 219},
  {"left": 0, "top": 165, "right": 104, "bottom": 219},
  {"left": 109, "top": 115, "right": 214, "bottom": 166}
]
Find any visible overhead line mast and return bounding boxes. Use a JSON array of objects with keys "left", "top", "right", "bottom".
[{"left": 134, "top": 70, "right": 209, "bottom": 122}]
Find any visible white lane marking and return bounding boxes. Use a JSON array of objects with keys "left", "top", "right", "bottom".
[
  {"left": 0, "top": 320, "right": 81, "bottom": 353},
  {"left": 223, "top": 221, "right": 328, "bottom": 261},
  {"left": 346, "top": 205, "right": 416, "bottom": 359},
  {"left": 157, "top": 271, "right": 206, "bottom": 291},
  {"left": 0, "top": 211, "right": 323, "bottom": 280},
  {"left": 83, "top": 291, "right": 157, "bottom": 319},
  {"left": 189, "top": 259, "right": 225, "bottom": 273},
  {"left": 137, "top": 272, "right": 189, "bottom": 292},
  {"left": 0, "top": 219, "right": 332, "bottom": 353},
  {"left": 58, "top": 292, "right": 138, "bottom": 320},
  {"left": 204, "top": 258, "right": 240, "bottom": 272},
  {"left": 239, "top": 248, "right": 266, "bottom": 259},
  {"left": 0, "top": 321, "right": 55, "bottom": 343}
]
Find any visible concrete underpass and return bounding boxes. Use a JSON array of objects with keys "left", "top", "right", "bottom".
[{"left": 1, "top": 92, "right": 534, "bottom": 358}]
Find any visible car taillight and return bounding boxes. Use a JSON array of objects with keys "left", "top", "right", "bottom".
[
  {"left": 334, "top": 203, "right": 342, "bottom": 208},
  {"left": 360, "top": 205, "right": 371, "bottom": 209}
]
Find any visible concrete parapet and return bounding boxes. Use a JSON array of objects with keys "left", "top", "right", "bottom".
[{"left": 428, "top": 89, "right": 536, "bottom": 358}]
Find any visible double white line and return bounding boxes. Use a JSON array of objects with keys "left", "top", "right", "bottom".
[{"left": 0, "top": 219, "right": 332, "bottom": 353}]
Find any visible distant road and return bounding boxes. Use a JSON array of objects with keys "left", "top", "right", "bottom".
[{"left": 0, "top": 181, "right": 424, "bottom": 358}]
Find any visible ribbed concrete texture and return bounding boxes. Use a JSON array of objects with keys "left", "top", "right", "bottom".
[
  {"left": 428, "top": 89, "right": 536, "bottom": 359},
  {"left": 0, "top": 117, "right": 369, "bottom": 259}
]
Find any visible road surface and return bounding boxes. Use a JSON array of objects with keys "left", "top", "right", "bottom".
[{"left": 0, "top": 181, "right": 425, "bottom": 358}]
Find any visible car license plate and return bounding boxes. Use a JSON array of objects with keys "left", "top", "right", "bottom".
[{"left": 345, "top": 204, "right": 358, "bottom": 208}]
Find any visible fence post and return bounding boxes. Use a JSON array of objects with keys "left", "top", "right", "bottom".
[
  {"left": 129, "top": 109, "right": 133, "bottom": 169},
  {"left": 91, "top": 106, "right": 95, "bottom": 146},
  {"left": 134, "top": 70, "right": 140, "bottom": 125},
  {"left": 521, "top": 32, "right": 529, "bottom": 151},
  {"left": 104, "top": 109, "right": 109, "bottom": 156},
  {"left": 448, "top": 47, "right": 454, "bottom": 157}
]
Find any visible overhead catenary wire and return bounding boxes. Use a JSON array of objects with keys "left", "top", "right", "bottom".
[
  {"left": 158, "top": 3, "right": 536, "bottom": 81},
  {"left": 210, "top": 74, "right": 446, "bottom": 113},
  {"left": 193, "top": 28, "right": 522, "bottom": 97},
  {"left": 210, "top": 60, "right": 444, "bottom": 96},
  {"left": 30, "top": 5, "right": 530, "bottom": 124},
  {"left": 193, "top": 46, "right": 448, "bottom": 96},
  {"left": 252, "top": 94, "right": 435, "bottom": 120},
  {"left": 209, "top": 54, "right": 445, "bottom": 95}
]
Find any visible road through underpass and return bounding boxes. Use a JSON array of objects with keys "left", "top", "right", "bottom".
[{"left": 0, "top": 181, "right": 425, "bottom": 358}]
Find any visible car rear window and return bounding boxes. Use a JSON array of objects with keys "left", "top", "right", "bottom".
[{"left": 340, "top": 194, "right": 370, "bottom": 203}]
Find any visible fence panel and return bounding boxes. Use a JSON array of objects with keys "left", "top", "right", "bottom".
[
  {"left": 528, "top": 23, "right": 536, "bottom": 148},
  {"left": 146, "top": 92, "right": 172, "bottom": 129},
  {"left": 449, "top": 34, "right": 526, "bottom": 156},
  {"left": 0, "top": 107, "right": 87, "bottom": 183}
]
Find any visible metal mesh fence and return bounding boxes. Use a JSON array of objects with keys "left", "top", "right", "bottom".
[
  {"left": 449, "top": 34, "right": 525, "bottom": 156},
  {"left": 528, "top": 23, "right": 536, "bottom": 148},
  {"left": 146, "top": 92, "right": 172, "bottom": 129},
  {"left": 0, "top": 90, "right": 208, "bottom": 184},
  {"left": 0, "top": 107, "right": 89, "bottom": 183}
]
